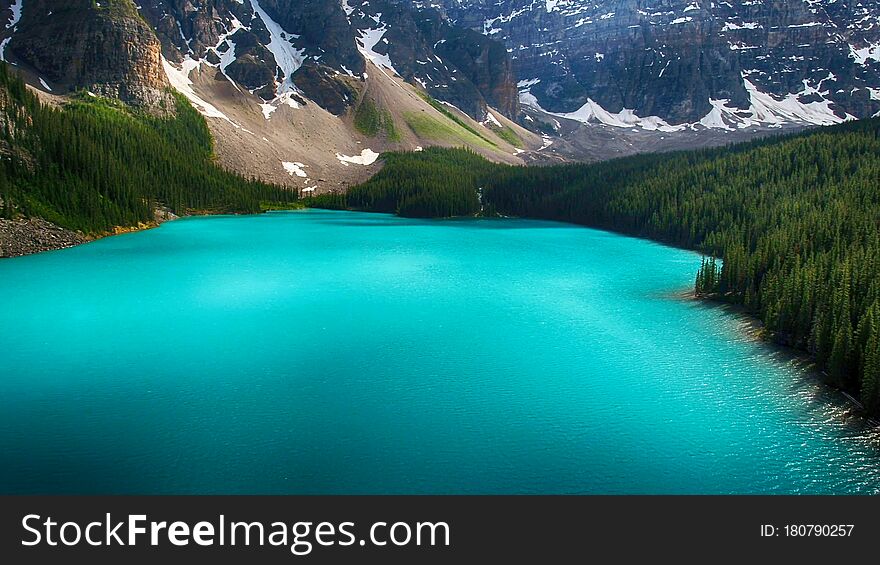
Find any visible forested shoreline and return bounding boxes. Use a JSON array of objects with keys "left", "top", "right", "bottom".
[{"left": 309, "top": 120, "right": 880, "bottom": 416}]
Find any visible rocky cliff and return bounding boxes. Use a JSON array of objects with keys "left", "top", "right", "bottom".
[
  {"left": 131, "top": 0, "right": 520, "bottom": 120},
  {"left": 6, "top": 0, "right": 880, "bottom": 161},
  {"left": 2, "top": 0, "right": 173, "bottom": 109},
  {"left": 427, "top": 0, "right": 880, "bottom": 130}
]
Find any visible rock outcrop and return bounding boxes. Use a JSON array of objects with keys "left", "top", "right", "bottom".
[
  {"left": 433, "top": 26, "right": 520, "bottom": 119},
  {"left": 6, "top": 0, "right": 173, "bottom": 109}
]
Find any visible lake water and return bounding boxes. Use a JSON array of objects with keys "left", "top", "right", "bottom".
[{"left": 1, "top": 210, "right": 878, "bottom": 494}]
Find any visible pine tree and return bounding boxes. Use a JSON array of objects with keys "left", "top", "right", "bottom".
[
  {"left": 829, "top": 320, "right": 854, "bottom": 386},
  {"left": 861, "top": 329, "right": 880, "bottom": 413}
]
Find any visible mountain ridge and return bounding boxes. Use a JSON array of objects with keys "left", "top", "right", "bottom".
[
  {"left": 3, "top": 0, "right": 880, "bottom": 171},
  {"left": 429, "top": 0, "right": 880, "bottom": 131},
  {"left": 1, "top": 0, "right": 540, "bottom": 191}
]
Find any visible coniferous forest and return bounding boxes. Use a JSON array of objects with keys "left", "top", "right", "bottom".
[
  {"left": 0, "top": 63, "right": 295, "bottom": 233},
  {"left": 310, "top": 119, "right": 880, "bottom": 416},
  {"left": 309, "top": 148, "right": 492, "bottom": 218}
]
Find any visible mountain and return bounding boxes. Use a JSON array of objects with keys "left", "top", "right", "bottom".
[
  {"left": 428, "top": 0, "right": 880, "bottom": 131},
  {"left": 1, "top": 0, "right": 538, "bottom": 190},
  {"left": 137, "top": 0, "right": 520, "bottom": 120},
  {"left": 4, "top": 0, "right": 880, "bottom": 171}
]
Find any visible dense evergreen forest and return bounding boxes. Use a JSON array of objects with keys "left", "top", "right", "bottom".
[
  {"left": 309, "top": 148, "right": 490, "bottom": 217},
  {"left": 0, "top": 63, "right": 295, "bottom": 233},
  {"left": 310, "top": 120, "right": 880, "bottom": 416}
]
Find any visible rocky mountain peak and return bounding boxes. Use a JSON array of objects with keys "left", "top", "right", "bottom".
[
  {"left": 127, "top": 0, "right": 521, "bottom": 120},
  {"left": 4, "top": 0, "right": 880, "bottom": 158}
]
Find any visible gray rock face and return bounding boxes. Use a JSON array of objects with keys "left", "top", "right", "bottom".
[
  {"left": 423, "top": 0, "right": 880, "bottom": 126},
  {"left": 434, "top": 26, "right": 520, "bottom": 119},
  {"left": 6, "top": 0, "right": 877, "bottom": 133},
  {"left": 132, "top": 0, "right": 520, "bottom": 119}
]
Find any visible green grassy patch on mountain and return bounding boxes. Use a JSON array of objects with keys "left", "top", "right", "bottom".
[
  {"left": 414, "top": 91, "right": 497, "bottom": 148},
  {"left": 493, "top": 125, "right": 522, "bottom": 148},
  {"left": 404, "top": 112, "right": 496, "bottom": 151},
  {"left": 354, "top": 98, "right": 400, "bottom": 141}
]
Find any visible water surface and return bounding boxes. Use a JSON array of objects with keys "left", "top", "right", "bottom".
[{"left": 1, "top": 210, "right": 878, "bottom": 494}]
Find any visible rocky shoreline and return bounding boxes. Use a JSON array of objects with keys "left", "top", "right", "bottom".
[
  {"left": 0, "top": 206, "right": 182, "bottom": 259},
  {"left": 0, "top": 217, "right": 88, "bottom": 258}
]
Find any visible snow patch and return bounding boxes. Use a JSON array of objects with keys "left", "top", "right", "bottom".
[
  {"left": 517, "top": 78, "right": 541, "bottom": 89},
  {"left": 521, "top": 92, "right": 687, "bottom": 133},
  {"left": 0, "top": 37, "right": 11, "bottom": 63},
  {"left": 483, "top": 111, "right": 503, "bottom": 127},
  {"left": 6, "top": 0, "right": 22, "bottom": 29},
  {"left": 38, "top": 77, "right": 51, "bottom": 91},
  {"left": 259, "top": 103, "right": 277, "bottom": 120},
  {"left": 722, "top": 21, "right": 760, "bottom": 31},
  {"left": 282, "top": 162, "right": 308, "bottom": 177},
  {"left": 162, "top": 57, "right": 238, "bottom": 125},
  {"left": 336, "top": 149, "right": 380, "bottom": 166},
  {"left": 849, "top": 42, "right": 880, "bottom": 66},
  {"left": 357, "top": 26, "right": 398, "bottom": 75},
  {"left": 260, "top": 91, "right": 301, "bottom": 119},
  {"left": 215, "top": 16, "right": 245, "bottom": 76},
  {"left": 249, "top": 0, "right": 305, "bottom": 94},
  {"left": 743, "top": 77, "right": 850, "bottom": 126},
  {"left": 697, "top": 98, "right": 745, "bottom": 130}
]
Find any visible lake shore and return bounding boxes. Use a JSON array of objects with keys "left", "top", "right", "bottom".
[
  {"left": 0, "top": 204, "right": 304, "bottom": 259},
  {"left": 672, "top": 289, "right": 878, "bottom": 427},
  {"left": 0, "top": 217, "right": 88, "bottom": 258},
  {"left": 0, "top": 217, "right": 166, "bottom": 259}
]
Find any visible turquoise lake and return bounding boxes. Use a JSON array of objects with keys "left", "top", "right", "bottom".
[{"left": 1, "top": 209, "right": 878, "bottom": 494}]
